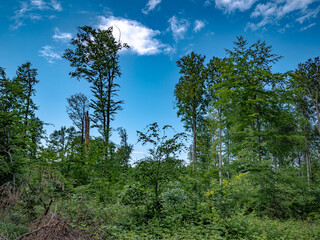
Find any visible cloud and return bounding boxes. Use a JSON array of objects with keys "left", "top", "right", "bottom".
[
  {"left": 30, "top": 0, "right": 62, "bottom": 11},
  {"left": 296, "top": 5, "right": 320, "bottom": 23},
  {"left": 215, "top": 0, "right": 257, "bottom": 12},
  {"left": 11, "top": 0, "right": 62, "bottom": 29},
  {"left": 301, "top": 22, "right": 316, "bottom": 31},
  {"left": 98, "top": 16, "right": 173, "bottom": 55},
  {"left": 248, "top": 0, "right": 320, "bottom": 31},
  {"left": 168, "top": 16, "right": 189, "bottom": 41},
  {"left": 39, "top": 45, "right": 61, "bottom": 63},
  {"left": 53, "top": 28, "right": 72, "bottom": 42},
  {"left": 193, "top": 20, "right": 205, "bottom": 32},
  {"left": 142, "top": 0, "right": 162, "bottom": 14},
  {"left": 50, "top": 0, "right": 62, "bottom": 11}
]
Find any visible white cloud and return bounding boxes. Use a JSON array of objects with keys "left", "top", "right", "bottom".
[
  {"left": 11, "top": 0, "right": 62, "bottom": 29},
  {"left": 142, "top": 0, "right": 162, "bottom": 14},
  {"left": 215, "top": 0, "right": 257, "bottom": 12},
  {"left": 53, "top": 28, "right": 72, "bottom": 42},
  {"left": 168, "top": 16, "right": 189, "bottom": 41},
  {"left": 248, "top": 0, "right": 320, "bottom": 31},
  {"left": 98, "top": 16, "right": 173, "bottom": 55},
  {"left": 50, "top": 0, "right": 62, "bottom": 11},
  {"left": 301, "top": 22, "right": 316, "bottom": 31},
  {"left": 193, "top": 20, "right": 205, "bottom": 32},
  {"left": 39, "top": 45, "right": 61, "bottom": 63},
  {"left": 30, "top": 0, "right": 47, "bottom": 9},
  {"left": 296, "top": 5, "right": 320, "bottom": 23},
  {"left": 30, "top": 0, "right": 62, "bottom": 11}
]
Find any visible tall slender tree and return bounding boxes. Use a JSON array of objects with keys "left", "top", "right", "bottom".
[
  {"left": 175, "top": 52, "right": 206, "bottom": 169},
  {"left": 290, "top": 57, "right": 320, "bottom": 183},
  {"left": 15, "top": 62, "right": 39, "bottom": 133},
  {"left": 291, "top": 57, "right": 320, "bottom": 135},
  {"left": 206, "top": 57, "right": 227, "bottom": 184},
  {"left": 0, "top": 64, "right": 42, "bottom": 188},
  {"left": 63, "top": 26, "right": 129, "bottom": 148}
]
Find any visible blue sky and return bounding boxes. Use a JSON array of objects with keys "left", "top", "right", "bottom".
[{"left": 0, "top": 0, "right": 320, "bottom": 161}]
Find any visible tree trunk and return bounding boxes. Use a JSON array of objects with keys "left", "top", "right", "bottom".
[
  {"left": 315, "top": 103, "right": 320, "bottom": 136},
  {"left": 192, "top": 116, "right": 197, "bottom": 170},
  {"left": 257, "top": 116, "right": 261, "bottom": 162},
  {"left": 85, "top": 111, "right": 90, "bottom": 154},
  {"left": 219, "top": 109, "right": 222, "bottom": 185},
  {"left": 305, "top": 139, "right": 311, "bottom": 184}
]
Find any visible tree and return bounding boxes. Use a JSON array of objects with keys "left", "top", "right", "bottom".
[
  {"left": 289, "top": 57, "right": 320, "bottom": 183},
  {"left": 0, "top": 67, "right": 21, "bottom": 187},
  {"left": 291, "top": 57, "right": 320, "bottom": 135},
  {"left": 0, "top": 64, "right": 42, "bottom": 189},
  {"left": 15, "top": 62, "right": 42, "bottom": 158},
  {"left": 218, "top": 37, "right": 285, "bottom": 163},
  {"left": 63, "top": 26, "right": 129, "bottom": 149},
  {"left": 206, "top": 57, "right": 227, "bottom": 184},
  {"left": 15, "top": 62, "right": 39, "bottom": 133},
  {"left": 115, "top": 127, "right": 133, "bottom": 169},
  {"left": 175, "top": 52, "right": 207, "bottom": 169},
  {"left": 136, "top": 123, "right": 186, "bottom": 213},
  {"left": 66, "top": 93, "right": 89, "bottom": 144}
]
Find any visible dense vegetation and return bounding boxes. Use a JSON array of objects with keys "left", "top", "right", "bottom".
[{"left": 1, "top": 26, "right": 320, "bottom": 239}]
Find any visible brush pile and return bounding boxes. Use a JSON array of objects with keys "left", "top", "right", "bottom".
[{"left": 15, "top": 214, "right": 94, "bottom": 240}]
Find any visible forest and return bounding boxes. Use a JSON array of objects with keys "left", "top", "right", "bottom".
[{"left": 1, "top": 25, "right": 320, "bottom": 239}]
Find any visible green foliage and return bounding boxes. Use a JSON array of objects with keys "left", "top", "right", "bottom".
[
  {"left": 0, "top": 220, "right": 28, "bottom": 240},
  {"left": 175, "top": 51, "right": 207, "bottom": 167},
  {"left": 63, "top": 25, "right": 129, "bottom": 146},
  {"left": 1, "top": 35, "right": 320, "bottom": 239},
  {"left": 206, "top": 172, "right": 256, "bottom": 218},
  {"left": 135, "top": 122, "right": 186, "bottom": 215}
]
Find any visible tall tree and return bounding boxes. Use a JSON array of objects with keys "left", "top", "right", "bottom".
[
  {"left": 219, "top": 37, "right": 284, "bottom": 163},
  {"left": 0, "top": 64, "right": 42, "bottom": 188},
  {"left": 63, "top": 26, "right": 129, "bottom": 148},
  {"left": 206, "top": 57, "right": 227, "bottom": 184},
  {"left": 15, "top": 62, "right": 39, "bottom": 133},
  {"left": 290, "top": 57, "right": 320, "bottom": 183},
  {"left": 66, "top": 93, "right": 89, "bottom": 144},
  {"left": 291, "top": 57, "right": 320, "bottom": 135},
  {"left": 15, "top": 62, "right": 42, "bottom": 158},
  {"left": 175, "top": 52, "right": 207, "bottom": 169}
]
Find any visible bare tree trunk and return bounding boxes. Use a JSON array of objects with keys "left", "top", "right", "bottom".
[
  {"left": 85, "top": 111, "right": 90, "bottom": 154},
  {"left": 192, "top": 116, "right": 197, "bottom": 171},
  {"left": 305, "top": 139, "right": 310, "bottom": 184},
  {"left": 257, "top": 116, "right": 261, "bottom": 162},
  {"left": 219, "top": 109, "right": 222, "bottom": 185},
  {"left": 314, "top": 94, "right": 320, "bottom": 136}
]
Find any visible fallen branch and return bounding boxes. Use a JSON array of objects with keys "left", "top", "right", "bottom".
[{"left": 15, "top": 224, "right": 50, "bottom": 240}]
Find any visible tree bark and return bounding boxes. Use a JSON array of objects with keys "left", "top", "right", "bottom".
[
  {"left": 219, "top": 109, "right": 222, "bottom": 185},
  {"left": 305, "top": 139, "right": 311, "bottom": 184},
  {"left": 85, "top": 111, "right": 90, "bottom": 154},
  {"left": 192, "top": 114, "right": 197, "bottom": 170}
]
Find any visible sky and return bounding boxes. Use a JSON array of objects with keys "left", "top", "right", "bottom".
[{"left": 0, "top": 0, "right": 320, "bottom": 162}]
